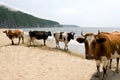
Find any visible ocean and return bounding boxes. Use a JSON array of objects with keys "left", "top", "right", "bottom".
[{"left": 21, "top": 27, "right": 120, "bottom": 55}]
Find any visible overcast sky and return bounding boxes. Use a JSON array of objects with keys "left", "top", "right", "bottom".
[{"left": 0, "top": 0, "right": 120, "bottom": 27}]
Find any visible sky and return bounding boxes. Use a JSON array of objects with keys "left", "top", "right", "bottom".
[{"left": 0, "top": 0, "right": 120, "bottom": 27}]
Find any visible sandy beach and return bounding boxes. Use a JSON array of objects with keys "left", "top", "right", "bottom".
[{"left": 0, "top": 29, "right": 120, "bottom": 80}]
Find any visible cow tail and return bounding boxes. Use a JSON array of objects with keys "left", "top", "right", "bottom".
[
  {"left": 22, "top": 35, "right": 24, "bottom": 44},
  {"left": 54, "top": 33, "right": 56, "bottom": 37}
]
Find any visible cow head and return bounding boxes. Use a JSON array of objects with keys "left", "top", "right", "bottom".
[
  {"left": 48, "top": 31, "right": 52, "bottom": 36},
  {"left": 3, "top": 30, "right": 9, "bottom": 36},
  {"left": 29, "top": 31, "right": 32, "bottom": 34},
  {"left": 3, "top": 30, "right": 7, "bottom": 33},
  {"left": 69, "top": 32, "right": 75, "bottom": 39},
  {"left": 67, "top": 32, "right": 75, "bottom": 41},
  {"left": 29, "top": 31, "right": 34, "bottom": 37},
  {"left": 76, "top": 32, "right": 106, "bottom": 59}
]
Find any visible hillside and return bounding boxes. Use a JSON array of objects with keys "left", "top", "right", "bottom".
[{"left": 0, "top": 5, "right": 60, "bottom": 28}]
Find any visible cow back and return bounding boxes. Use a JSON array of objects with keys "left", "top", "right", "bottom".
[
  {"left": 29, "top": 31, "right": 51, "bottom": 39},
  {"left": 5, "top": 29, "right": 23, "bottom": 39},
  {"left": 95, "top": 33, "right": 112, "bottom": 59},
  {"left": 95, "top": 32, "right": 120, "bottom": 59}
]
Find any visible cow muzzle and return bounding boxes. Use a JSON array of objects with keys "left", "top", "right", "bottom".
[{"left": 86, "top": 54, "right": 94, "bottom": 60}]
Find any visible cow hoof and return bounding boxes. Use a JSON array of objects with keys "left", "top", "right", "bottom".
[
  {"left": 109, "top": 66, "right": 111, "bottom": 69},
  {"left": 116, "top": 70, "right": 119, "bottom": 73},
  {"left": 102, "top": 77, "right": 107, "bottom": 80},
  {"left": 94, "top": 74, "right": 100, "bottom": 78},
  {"left": 94, "top": 75, "right": 100, "bottom": 78}
]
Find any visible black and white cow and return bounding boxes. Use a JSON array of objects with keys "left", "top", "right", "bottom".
[
  {"left": 29, "top": 31, "right": 52, "bottom": 46},
  {"left": 54, "top": 32, "right": 75, "bottom": 51}
]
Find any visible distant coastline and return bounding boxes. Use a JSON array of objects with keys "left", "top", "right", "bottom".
[{"left": 61, "top": 24, "right": 80, "bottom": 27}]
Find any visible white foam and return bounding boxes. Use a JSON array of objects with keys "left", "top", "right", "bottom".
[
  {"left": 68, "top": 40, "right": 85, "bottom": 54},
  {"left": 24, "top": 32, "right": 29, "bottom": 36}
]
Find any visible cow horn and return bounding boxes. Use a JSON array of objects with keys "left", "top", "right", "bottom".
[
  {"left": 81, "top": 32, "right": 85, "bottom": 37},
  {"left": 98, "top": 30, "right": 100, "bottom": 34}
]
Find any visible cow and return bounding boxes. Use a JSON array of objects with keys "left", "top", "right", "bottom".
[
  {"left": 3, "top": 29, "right": 24, "bottom": 45},
  {"left": 76, "top": 31, "right": 120, "bottom": 80},
  {"left": 54, "top": 32, "right": 75, "bottom": 51},
  {"left": 29, "top": 31, "right": 52, "bottom": 46}
]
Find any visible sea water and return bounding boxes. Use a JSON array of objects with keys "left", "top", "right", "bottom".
[{"left": 21, "top": 27, "right": 120, "bottom": 55}]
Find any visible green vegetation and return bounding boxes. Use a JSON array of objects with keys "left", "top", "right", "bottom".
[{"left": 0, "top": 5, "right": 60, "bottom": 28}]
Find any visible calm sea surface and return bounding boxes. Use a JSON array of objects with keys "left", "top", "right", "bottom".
[
  {"left": 22, "top": 27, "right": 120, "bottom": 36},
  {"left": 21, "top": 27, "right": 120, "bottom": 55}
]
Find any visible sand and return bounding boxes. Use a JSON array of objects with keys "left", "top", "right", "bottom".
[{"left": 0, "top": 28, "right": 120, "bottom": 80}]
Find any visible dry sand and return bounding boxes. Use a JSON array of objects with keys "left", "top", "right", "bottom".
[{"left": 0, "top": 28, "right": 120, "bottom": 80}]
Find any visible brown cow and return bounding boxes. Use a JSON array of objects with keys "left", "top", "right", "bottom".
[
  {"left": 76, "top": 31, "right": 120, "bottom": 80},
  {"left": 3, "top": 29, "right": 24, "bottom": 45}
]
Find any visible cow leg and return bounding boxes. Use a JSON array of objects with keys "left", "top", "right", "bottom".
[
  {"left": 58, "top": 42, "right": 60, "bottom": 48},
  {"left": 29, "top": 37, "right": 32, "bottom": 46},
  {"left": 18, "top": 37, "right": 21, "bottom": 44},
  {"left": 32, "top": 37, "right": 36, "bottom": 46},
  {"left": 95, "top": 60, "right": 100, "bottom": 77},
  {"left": 66, "top": 44, "right": 68, "bottom": 51},
  {"left": 11, "top": 38, "right": 14, "bottom": 45},
  {"left": 30, "top": 37, "right": 35, "bottom": 46},
  {"left": 116, "top": 57, "right": 119, "bottom": 73},
  {"left": 65, "top": 42, "right": 68, "bottom": 51},
  {"left": 64, "top": 42, "right": 68, "bottom": 51},
  {"left": 56, "top": 42, "right": 58, "bottom": 48},
  {"left": 43, "top": 39, "right": 46, "bottom": 46},
  {"left": 56, "top": 41, "right": 60, "bottom": 48},
  {"left": 21, "top": 36, "right": 24, "bottom": 44},
  {"left": 64, "top": 44, "right": 66, "bottom": 51},
  {"left": 109, "top": 59, "right": 112, "bottom": 69},
  {"left": 103, "top": 67, "right": 107, "bottom": 78},
  {"left": 102, "top": 59, "right": 109, "bottom": 79}
]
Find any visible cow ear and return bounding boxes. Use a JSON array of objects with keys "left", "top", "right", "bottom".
[
  {"left": 71, "top": 32, "right": 75, "bottom": 35},
  {"left": 97, "top": 38, "right": 106, "bottom": 43},
  {"left": 76, "top": 37, "right": 85, "bottom": 43},
  {"left": 3, "top": 30, "right": 7, "bottom": 33},
  {"left": 67, "top": 33, "right": 70, "bottom": 35}
]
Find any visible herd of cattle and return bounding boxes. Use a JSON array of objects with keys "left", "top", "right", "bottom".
[{"left": 3, "top": 29, "right": 120, "bottom": 80}]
